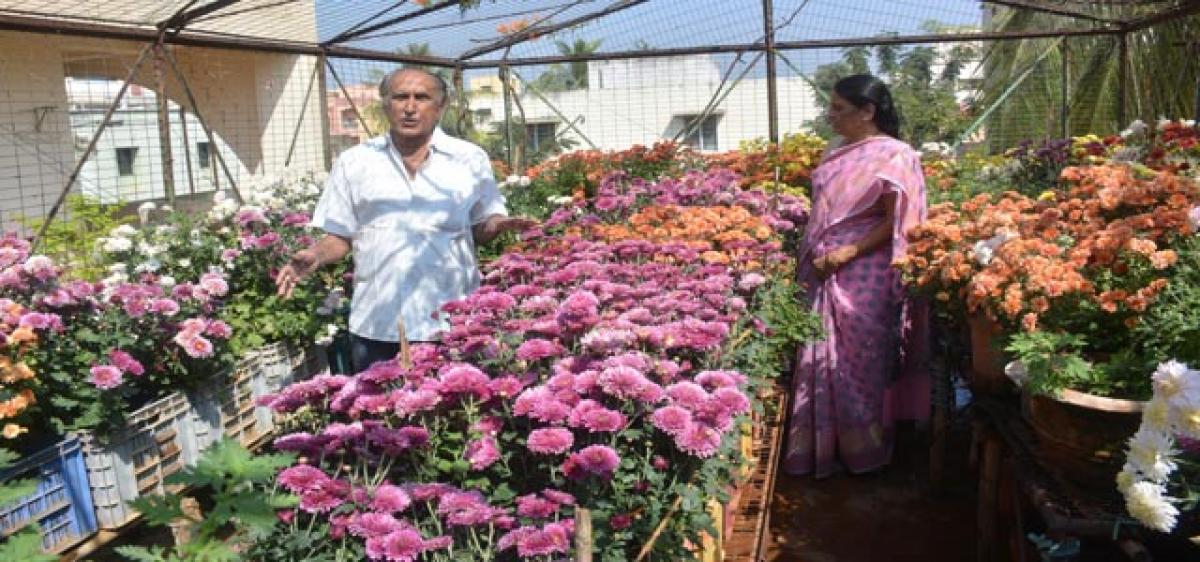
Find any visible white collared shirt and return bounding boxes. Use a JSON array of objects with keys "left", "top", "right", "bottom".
[{"left": 311, "top": 128, "right": 507, "bottom": 342}]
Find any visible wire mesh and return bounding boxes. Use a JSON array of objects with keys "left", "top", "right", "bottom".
[{"left": 0, "top": 0, "right": 1195, "bottom": 250}]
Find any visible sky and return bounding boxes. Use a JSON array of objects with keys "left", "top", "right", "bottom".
[{"left": 316, "top": 0, "right": 986, "bottom": 83}]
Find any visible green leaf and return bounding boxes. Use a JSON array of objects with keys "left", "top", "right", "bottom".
[
  {"left": 0, "top": 526, "right": 56, "bottom": 562},
  {"left": 0, "top": 478, "right": 38, "bottom": 506},
  {"left": 114, "top": 545, "right": 166, "bottom": 562}
]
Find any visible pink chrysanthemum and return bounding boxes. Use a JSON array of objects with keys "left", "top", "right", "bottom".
[
  {"left": 438, "top": 363, "right": 492, "bottom": 400},
  {"left": 349, "top": 511, "right": 404, "bottom": 539},
  {"left": 712, "top": 386, "right": 751, "bottom": 415},
  {"left": 465, "top": 436, "right": 501, "bottom": 470},
  {"left": 527, "top": 428, "right": 574, "bottom": 455},
  {"left": 371, "top": 484, "right": 412, "bottom": 513},
  {"left": 665, "top": 381, "right": 709, "bottom": 409},
  {"left": 516, "top": 494, "right": 559, "bottom": 519},
  {"left": 580, "top": 407, "right": 626, "bottom": 433},
  {"left": 574, "top": 445, "right": 620, "bottom": 477},
  {"left": 598, "top": 365, "right": 649, "bottom": 400},
  {"left": 675, "top": 423, "right": 723, "bottom": 458},
  {"left": 89, "top": 364, "right": 123, "bottom": 390},
  {"left": 651, "top": 405, "right": 693, "bottom": 436},
  {"left": 516, "top": 338, "right": 565, "bottom": 362}
]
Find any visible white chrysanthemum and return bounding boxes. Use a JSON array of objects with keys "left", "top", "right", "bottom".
[
  {"left": 137, "top": 241, "right": 162, "bottom": 258},
  {"left": 107, "top": 263, "right": 127, "bottom": 274},
  {"left": 100, "top": 236, "right": 132, "bottom": 253},
  {"left": 1126, "top": 427, "right": 1177, "bottom": 483},
  {"left": 1120, "top": 119, "right": 1149, "bottom": 139},
  {"left": 102, "top": 272, "right": 128, "bottom": 287},
  {"left": 517, "top": 176, "right": 531, "bottom": 187},
  {"left": 1184, "top": 119, "right": 1196, "bottom": 128},
  {"left": 1124, "top": 481, "right": 1179, "bottom": 533},
  {"left": 1141, "top": 398, "right": 1172, "bottom": 434},
  {"left": 972, "top": 240, "right": 994, "bottom": 266},
  {"left": 1116, "top": 463, "right": 1137, "bottom": 494},
  {"left": 158, "top": 275, "right": 176, "bottom": 288},
  {"left": 134, "top": 259, "right": 162, "bottom": 274},
  {"left": 178, "top": 258, "right": 192, "bottom": 269},
  {"left": 111, "top": 224, "right": 137, "bottom": 237},
  {"left": 1169, "top": 394, "right": 1200, "bottom": 440},
  {"left": 1152, "top": 360, "right": 1191, "bottom": 399},
  {"left": 1157, "top": 118, "right": 1172, "bottom": 131}
]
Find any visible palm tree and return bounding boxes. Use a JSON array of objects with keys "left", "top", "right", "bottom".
[
  {"left": 875, "top": 42, "right": 901, "bottom": 78},
  {"left": 977, "top": 5, "right": 1198, "bottom": 151},
  {"left": 842, "top": 45, "right": 871, "bottom": 74},
  {"left": 554, "top": 38, "right": 602, "bottom": 89}
]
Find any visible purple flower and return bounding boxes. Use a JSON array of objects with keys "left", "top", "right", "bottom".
[
  {"left": 573, "top": 445, "right": 621, "bottom": 478},
  {"left": 204, "top": 319, "right": 233, "bottom": 339},
  {"left": 299, "top": 479, "right": 349, "bottom": 513},
  {"left": 541, "top": 489, "right": 575, "bottom": 505},
  {"left": 371, "top": 484, "right": 412, "bottom": 513},
  {"left": 598, "top": 365, "right": 650, "bottom": 400},
  {"left": 610, "top": 513, "right": 633, "bottom": 530},
  {"left": 437, "top": 490, "right": 501, "bottom": 527},
  {"left": 665, "top": 381, "right": 709, "bottom": 410},
  {"left": 349, "top": 511, "right": 404, "bottom": 539},
  {"left": 220, "top": 248, "right": 241, "bottom": 262},
  {"left": 109, "top": 350, "right": 145, "bottom": 376},
  {"left": 675, "top": 423, "right": 723, "bottom": 458},
  {"left": 515, "top": 338, "right": 564, "bottom": 362},
  {"left": 527, "top": 427, "right": 574, "bottom": 455},
  {"left": 465, "top": 436, "right": 501, "bottom": 470},
  {"left": 516, "top": 494, "right": 560, "bottom": 519},
  {"left": 712, "top": 386, "right": 751, "bottom": 415},
  {"left": 89, "top": 364, "right": 123, "bottom": 389},
  {"left": 487, "top": 376, "right": 526, "bottom": 399},
  {"left": 651, "top": 405, "right": 693, "bottom": 436},
  {"left": 278, "top": 464, "right": 329, "bottom": 493},
  {"left": 366, "top": 528, "right": 424, "bottom": 561},
  {"left": 580, "top": 407, "right": 626, "bottom": 433},
  {"left": 437, "top": 364, "right": 492, "bottom": 400}
]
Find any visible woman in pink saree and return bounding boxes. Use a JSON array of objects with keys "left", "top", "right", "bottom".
[{"left": 784, "top": 75, "right": 929, "bottom": 477}]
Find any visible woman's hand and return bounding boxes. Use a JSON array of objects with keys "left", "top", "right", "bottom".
[{"left": 812, "top": 245, "right": 858, "bottom": 279}]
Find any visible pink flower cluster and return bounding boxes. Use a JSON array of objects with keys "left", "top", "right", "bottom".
[{"left": 172, "top": 317, "right": 231, "bottom": 358}]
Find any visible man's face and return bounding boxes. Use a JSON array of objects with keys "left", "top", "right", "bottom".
[{"left": 384, "top": 70, "right": 445, "bottom": 143}]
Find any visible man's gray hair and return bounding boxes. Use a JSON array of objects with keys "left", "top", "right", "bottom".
[{"left": 378, "top": 66, "right": 450, "bottom": 105}]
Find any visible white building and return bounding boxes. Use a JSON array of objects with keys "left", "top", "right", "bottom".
[{"left": 466, "top": 55, "right": 824, "bottom": 155}]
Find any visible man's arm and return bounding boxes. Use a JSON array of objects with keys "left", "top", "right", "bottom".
[{"left": 275, "top": 234, "right": 352, "bottom": 298}]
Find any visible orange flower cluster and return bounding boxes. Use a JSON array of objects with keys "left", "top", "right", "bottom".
[
  {"left": 1, "top": 300, "right": 38, "bottom": 439},
  {"left": 591, "top": 205, "right": 773, "bottom": 268},
  {"left": 526, "top": 142, "right": 693, "bottom": 193},
  {"left": 900, "top": 163, "right": 1199, "bottom": 331},
  {"left": 705, "top": 133, "right": 826, "bottom": 190}
]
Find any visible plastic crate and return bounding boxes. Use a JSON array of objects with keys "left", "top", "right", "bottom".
[
  {"left": 80, "top": 392, "right": 196, "bottom": 529},
  {"left": 191, "top": 359, "right": 273, "bottom": 451},
  {"left": 256, "top": 342, "right": 292, "bottom": 383},
  {"left": 0, "top": 437, "right": 98, "bottom": 552}
]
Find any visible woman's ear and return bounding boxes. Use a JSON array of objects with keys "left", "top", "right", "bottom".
[{"left": 861, "top": 102, "right": 877, "bottom": 122}]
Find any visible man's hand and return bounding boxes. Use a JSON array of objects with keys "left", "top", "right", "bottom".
[
  {"left": 474, "top": 215, "right": 541, "bottom": 245},
  {"left": 276, "top": 249, "right": 320, "bottom": 298},
  {"left": 812, "top": 245, "right": 858, "bottom": 279}
]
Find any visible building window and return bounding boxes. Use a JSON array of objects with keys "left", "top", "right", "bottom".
[
  {"left": 526, "top": 122, "right": 557, "bottom": 153},
  {"left": 115, "top": 147, "right": 137, "bottom": 176},
  {"left": 197, "top": 142, "right": 211, "bottom": 169},
  {"left": 341, "top": 109, "right": 358, "bottom": 130},
  {"left": 680, "top": 114, "right": 719, "bottom": 151}
]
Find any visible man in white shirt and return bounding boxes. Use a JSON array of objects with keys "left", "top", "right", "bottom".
[{"left": 276, "top": 67, "right": 535, "bottom": 370}]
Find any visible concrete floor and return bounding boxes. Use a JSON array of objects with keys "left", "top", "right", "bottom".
[{"left": 766, "top": 424, "right": 978, "bottom": 562}]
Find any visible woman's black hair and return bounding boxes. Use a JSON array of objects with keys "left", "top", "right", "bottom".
[{"left": 833, "top": 74, "right": 901, "bottom": 139}]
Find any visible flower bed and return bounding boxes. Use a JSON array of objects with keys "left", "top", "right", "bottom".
[{"left": 254, "top": 166, "right": 817, "bottom": 560}]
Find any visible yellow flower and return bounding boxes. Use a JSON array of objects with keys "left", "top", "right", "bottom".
[{"left": 1037, "top": 190, "right": 1056, "bottom": 202}]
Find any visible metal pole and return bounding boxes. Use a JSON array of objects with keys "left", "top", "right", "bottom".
[
  {"left": 178, "top": 106, "right": 197, "bottom": 195},
  {"left": 33, "top": 43, "right": 155, "bottom": 249},
  {"left": 154, "top": 45, "right": 177, "bottom": 206},
  {"left": 1060, "top": 41, "right": 1069, "bottom": 138},
  {"left": 1117, "top": 32, "right": 1128, "bottom": 127},
  {"left": 316, "top": 52, "right": 333, "bottom": 170},
  {"left": 284, "top": 56, "right": 321, "bottom": 168},
  {"left": 763, "top": 0, "right": 779, "bottom": 144},
  {"left": 452, "top": 65, "right": 468, "bottom": 137},
  {"left": 500, "top": 66, "right": 515, "bottom": 173},
  {"left": 159, "top": 47, "right": 243, "bottom": 203}
]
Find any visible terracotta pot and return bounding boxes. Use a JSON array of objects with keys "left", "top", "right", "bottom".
[
  {"left": 967, "top": 313, "right": 1011, "bottom": 395},
  {"left": 1024, "top": 388, "right": 1144, "bottom": 498}
]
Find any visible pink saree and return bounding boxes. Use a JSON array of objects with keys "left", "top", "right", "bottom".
[{"left": 783, "top": 136, "right": 929, "bottom": 478}]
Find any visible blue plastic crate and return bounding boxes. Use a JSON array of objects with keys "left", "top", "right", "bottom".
[{"left": 0, "top": 437, "right": 98, "bottom": 552}]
